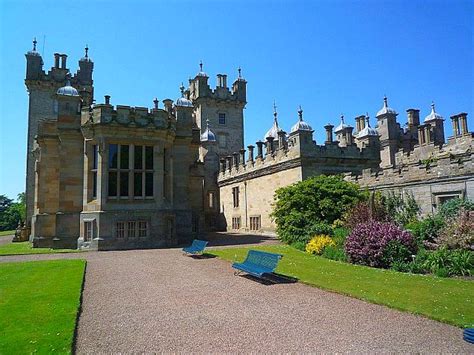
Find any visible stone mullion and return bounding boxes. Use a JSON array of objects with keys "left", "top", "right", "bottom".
[{"left": 154, "top": 144, "right": 164, "bottom": 206}]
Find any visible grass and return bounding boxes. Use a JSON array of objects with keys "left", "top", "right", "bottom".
[
  {"left": 209, "top": 244, "right": 474, "bottom": 328},
  {"left": 0, "top": 230, "right": 15, "bottom": 237},
  {"left": 0, "top": 260, "right": 86, "bottom": 354},
  {"left": 0, "top": 242, "right": 82, "bottom": 256}
]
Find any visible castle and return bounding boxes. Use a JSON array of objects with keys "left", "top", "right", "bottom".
[{"left": 24, "top": 40, "right": 474, "bottom": 249}]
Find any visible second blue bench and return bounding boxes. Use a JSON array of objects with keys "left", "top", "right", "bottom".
[{"left": 232, "top": 250, "right": 283, "bottom": 278}]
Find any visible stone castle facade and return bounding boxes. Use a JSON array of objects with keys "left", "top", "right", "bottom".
[{"left": 24, "top": 40, "right": 473, "bottom": 248}]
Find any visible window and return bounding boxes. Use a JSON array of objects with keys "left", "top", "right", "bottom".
[
  {"left": 108, "top": 144, "right": 154, "bottom": 198},
  {"left": 218, "top": 134, "right": 227, "bottom": 148},
  {"left": 218, "top": 113, "right": 226, "bottom": 125},
  {"left": 232, "top": 217, "right": 241, "bottom": 230},
  {"left": 116, "top": 221, "right": 148, "bottom": 239},
  {"left": 127, "top": 221, "right": 137, "bottom": 238},
  {"left": 250, "top": 216, "right": 261, "bottom": 231},
  {"left": 138, "top": 221, "right": 147, "bottom": 238},
  {"left": 192, "top": 213, "right": 199, "bottom": 233},
  {"left": 208, "top": 191, "right": 215, "bottom": 209},
  {"left": 232, "top": 186, "right": 239, "bottom": 208},
  {"left": 91, "top": 145, "right": 98, "bottom": 199},
  {"left": 116, "top": 222, "right": 125, "bottom": 239},
  {"left": 84, "top": 221, "right": 93, "bottom": 241}
]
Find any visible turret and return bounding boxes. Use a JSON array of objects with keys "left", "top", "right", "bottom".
[
  {"left": 232, "top": 67, "right": 247, "bottom": 103},
  {"left": 25, "top": 38, "right": 44, "bottom": 80},
  {"left": 375, "top": 96, "right": 400, "bottom": 167},
  {"left": 77, "top": 45, "right": 94, "bottom": 85},
  {"left": 334, "top": 115, "right": 353, "bottom": 147},
  {"left": 56, "top": 74, "right": 82, "bottom": 117},
  {"left": 422, "top": 102, "right": 445, "bottom": 146}
]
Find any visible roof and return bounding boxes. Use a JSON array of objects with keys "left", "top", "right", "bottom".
[
  {"left": 57, "top": 80, "right": 79, "bottom": 97},
  {"left": 424, "top": 102, "right": 443, "bottom": 123},
  {"left": 357, "top": 116, "right": 378, "bottom": 138},
  {"left": 334, "top": 115, "right": 352, "bottom": 133},
  {"left": 290, "top": 106, "right": 313, "bottom": 133},
  {"left": 201, "top": 119, "right": 216, "bottom": 142},
  {"left": 376, "top": 96, "right": 397, "bottom": 117}
]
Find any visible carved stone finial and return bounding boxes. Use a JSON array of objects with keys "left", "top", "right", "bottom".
[
  {"left": 199, "top": 60, "right": 203, "bottom": 72},
  {"left": 238, "top": 66, "right": 242, "bottom": 78},
  {"left": 180, "top": 83, "right": 185, "bottom": 97},
  {"left": 298, "top": 105, "right": 303, "bottom": 121},
  {"left": 153, "top": 98, "right": 159, "bottom": 109},
  {"left": 85, "top": 44, "right": 89, "bottom": 58},
  {"left": 33, "top": 37, "right": 37, "bottom": 51}
]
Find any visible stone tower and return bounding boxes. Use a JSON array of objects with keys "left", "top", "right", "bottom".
[
  {"left": 375, "top": 96, "right": 400, "bottom": 167},
  {"left": 24, "top": 41, "right": 94, "bottom": 231},
  {"left": 188, "top": 63, "right": 246, "bottom": 157}
]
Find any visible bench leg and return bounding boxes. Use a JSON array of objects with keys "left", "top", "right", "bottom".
[{"left": 233, "top": 270, "right": 242, "bottom": 276}]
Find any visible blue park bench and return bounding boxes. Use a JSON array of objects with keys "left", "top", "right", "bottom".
[
  {"left": 182, "top": 239, "right": 208, "bottom": 255},
  {"left": 464, "top": 328, "right": 474, "bottom": 344},
  {"left": 232, "top": 250, "right": 283, "bottom": 278}
]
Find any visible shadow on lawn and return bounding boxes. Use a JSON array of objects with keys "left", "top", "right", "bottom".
[
  {"left": 203, "top": 232, "right": 279, "bottom": 247},
  {"left": 238, "top": 272, "right": 298, "bottom": 286}
]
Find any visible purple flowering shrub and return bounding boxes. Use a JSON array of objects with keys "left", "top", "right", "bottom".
[{"left": 345, "top": 221, "right": 417, "bottom": 268}]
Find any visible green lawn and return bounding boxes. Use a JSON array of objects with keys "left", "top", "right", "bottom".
[
  {"left": 209, "top": 244, "right": 474, "bottom": 328},
  {"left": 0, "top": 260, "right": 86, "bottom": 354},
  {"left": 0, "top": 242, "right": 82, "bottom": 256},
  {"left": 0, "top": 230, "right": 15, "bottom": 237}
]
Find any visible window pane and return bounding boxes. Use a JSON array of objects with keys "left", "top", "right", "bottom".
[
  {"left": 219, "top": 113, "right": 226, "bottom": 124},
  {"left": 109, "top": 144, "right": 118, "bottom": 168},
  {"left": 93, "top": 145, "right": 98, "bottom": 169},
  {"left": 145, "top": 146, "right": 153, "bottom": 169},
  {"left": 120, "top": 172, "right": 129, "bottom": 196},
  {"left": 134, "top": 172, "right": 143, "bottom": 197},
  {"left": 134, "top": 145, "right": 143, "bottom": 169},
  {"left": 108, "top": 172, "right": 117, "bottom": 196},
  {"left": 120, "top": 145, "right": 129, "bottom": 169},
  {"left": 145, "top": 172, "right": 153, "bottom": 197},
  {"left": 92, "top": 172, "right": 97, "bottom": 198}
]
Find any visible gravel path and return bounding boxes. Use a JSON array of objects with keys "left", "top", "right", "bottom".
[{"left": 1, "top": 247, "right": 472, "bottom": 353}]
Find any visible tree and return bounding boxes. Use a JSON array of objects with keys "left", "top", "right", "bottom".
[
  {"left": 0, "top": 193, "right": 26, "bottom": 231},
  {"left": 271, "top": 175, "right": 368, "bottom": 244}
]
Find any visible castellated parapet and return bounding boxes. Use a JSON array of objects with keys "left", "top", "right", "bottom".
[
  {"left": 347, "top": 113, "right": 474, "bottom": 215},
  {"left": 218, "top": 129, "right": 380, "bottom": 186}
]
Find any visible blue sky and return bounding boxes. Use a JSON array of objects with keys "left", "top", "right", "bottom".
[{"left": 0, "top": 0, "right": 472, "bottom": 199}]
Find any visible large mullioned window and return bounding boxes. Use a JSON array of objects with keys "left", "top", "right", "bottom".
[{"left": 108, "top": 144, "right": 153, "bottom": 198}]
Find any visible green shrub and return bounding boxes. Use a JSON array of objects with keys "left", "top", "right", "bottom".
[
  {"left": 437, "top": 198, "right": 474, "bottom": 220},
  {"left": 290, "top": 241, "right": 306, "bottom": 251},
  {"left": 322, "top": 245, "right": 347, "bottom": 261},
  {"left": 384, "top": 192, "right": 420, "bottom": 227},
  {"left": 272, "top": 175, "right": 366, "bottom": 245},
  {"left": 406, "top": 215, "right": 445, "bottom": 248},
  {"left": 423, "top": 248, "right": 473, "bottom": 277},
  {"left": 382, "top": 240, "right": 413, "bottom": 267},
  {"left": 436, "top": 209, "right": 474, "bottom": 251}
]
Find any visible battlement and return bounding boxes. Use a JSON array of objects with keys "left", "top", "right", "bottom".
[
  {"left": 188, "top": 67, "right": 247, "bottom": 104},
  {"left": 26, "top": 48, "right": 93, "bottom": 88},
  {"left": 218, "top": 129, "right": 380, "bottom": 184},
  {"left": 81, "top": 100, "right": 173, "bottom": 131},
  {"left": 347, "top": 132, "right": 474, "bottom": 188}
]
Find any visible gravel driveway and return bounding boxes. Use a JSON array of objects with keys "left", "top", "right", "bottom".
[
  {"left": 1, "top": 247, "right": 471, "bottom": 353},
  {"left": 76, "top": 249, "right": 472, "bottom": 353}
]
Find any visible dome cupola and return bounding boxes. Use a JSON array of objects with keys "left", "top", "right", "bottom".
[
  {"left": 424, "top": 102, "right": 443, "bottom": 123},
  {"left": 176, "top": 83, "right": 193, "bottom": 107},
  {"left": 290, "top": 106, "right": 313, "bottom": 133},
  {"left": 264, "top": 102, "right": 282, "bottom": 140},
  {"left": 334, "top": 114, "right": 351, "bottom": 133},
  {"left": 357, "top": 114, "right": 378, "bottom": 138},
  {"left": 201, "top": 119, "right": 216, "bottom": 142},
  {"left": 376, "top": 96, "right": 397, "bottom": 117},
  {"left": 56, "top": 75, "right": 79, "bottom": 97}
]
